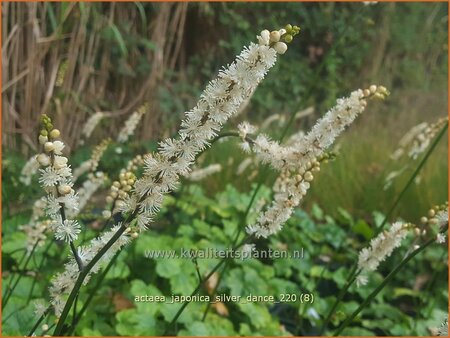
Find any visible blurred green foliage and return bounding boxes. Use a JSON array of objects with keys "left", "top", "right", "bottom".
[{"left": 2, "top": 184, "right": 447, "bottom": 335}]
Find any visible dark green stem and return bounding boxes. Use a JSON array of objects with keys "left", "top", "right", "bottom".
[
  {"left": 26, "top": 240, "right": 54, "bottom": 304},
  {"left": 319, "top": 265, "right": 360, "bottom": 335},
  {"left": 53, "top": 224, "right": 127, "bottom": 336},
  {"left": 2, "top": 240, "right": 40, "bottom": 308},
  {"left": 333, "top": 237, "right": 436, "bottom": 336},
  {"left": 66, "top": 251, "right": 121, "bottom": 335},
  {"left": 376, "top": 123, "right": 448, "bottom": 231},
  {"left": 27, "top": 306, "right": 51, "bottom": 336},
  {"left": 164, "top": 236, "right": 249, "bottom": 335}
]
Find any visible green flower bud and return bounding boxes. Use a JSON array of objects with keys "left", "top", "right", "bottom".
[{"left": 284, "top": 34, "right": 293, "bottom": 43}]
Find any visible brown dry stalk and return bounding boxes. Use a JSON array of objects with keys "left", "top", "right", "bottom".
[{"left": 2, "top": 3, "right": 189, "bottom": 156}]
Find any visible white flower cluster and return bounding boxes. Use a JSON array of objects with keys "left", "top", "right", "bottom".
[
  {"left": 243, "top": 85, "right": 388, "bottom": 238},
  {"left": 129, "top": 31, "right": 286, "bottom": 231},
  {"left": 36, "top": 120, "right": 80, "bottom": 244},
  {"left": 20, "top": 155, "right": 40, "bottom": 185},
  {"left": 433, "top": 207, "right": 448, "bottom": 244},
  {"left": 185, "top": 163, "right": 222, "bottom": 181},
  {"left": 246, "top": 160, "right": 321, "bottom": 238},
  {"left": 49, "top": 224, "right": 131, "bottom": 316},
  {"left": 46, "top": 27, "right": 295, "bottom": 317},
  {"left": 438, "top": 319, "right": 448, "bottom": 336},
  {"left": 19, "top": 219, "right": 50, "bottom": 252},
  {"left": 356, "top": 222, "right": 411, "bottom": 287},
  {"left": 19, "top": 197, "right": 50, "bottom": 251},
  {"left": 391, "top": 116, "right": 448, "bottom": 160},
  {"left": 81, "top": 112, "right": 105, "bottom": 142},
  {"left": 117, "top": 104, "right": 148, "bottom": 143},
  {"left": 72, "top": 172, "right": 107, "bottom": 217}
]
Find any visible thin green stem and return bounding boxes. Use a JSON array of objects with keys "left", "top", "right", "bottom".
[
  {"left": 187, "top": 170, "right": 267, "bottom": 324},
  {"left": 26, "top": 240, "right": 54, "bottom": 304},
  {"left": 319, "top": 265, "right": 360, "bottom": 335},
  {"left": 66, "top": 251, "right": 121, "bottom": 335},
  {"left": 333, "top": 237, "right": 436, "bottom": 336},
  {"left": 53, "top": 223, "right": 128, "bottom": 336},
  {"left": 27, "top": 306, "right": 51, "bottom": 336},
  {"left": 2, "top": 241, "right": 40, "bottom": 308},
  {"left": 321, "top": 122, "right": 448, "bottom": 334},
  {"left": 376, "top": 123, "right": 448, "bottom": 231},
  {"left": 164, "top": 236, "right": 249, "bottom": 335}
]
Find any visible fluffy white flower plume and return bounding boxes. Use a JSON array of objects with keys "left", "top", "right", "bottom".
[
  {"left": 356, "top": 222, "right": 411, "bottom": 286},
  {"left": 54, "top": 220, "right": 81, "bottom": 243},
  {"left": 73, "top": 138, "right": 110, "bottom": 181},
  {"left": 117, "top": 104, "right": 148, "bottom": 143},
  {"left": 47, "top": 27, "right": 295, "bottom": 316},
  {"left": 244, "top": 86, "right": 388, "bottom": 238},
  {"left": 391, "top": 116, "right": 448, "bottom": 160},
  {"left": 438, "top": 319, "right": 448, "bottom": 336},
  {"left": 81, "top": 112, "right": 105, "bottom": 142},
  {"left": 49, "top": 224, "right": 131, "bottom": 316},
  {"left": 72, "top": 172, "right": 107, "bottom": 217},
  {"left": 132, "top": 31, "right": 288, "bottom": 228},
  {"left": 185, "top": 164, "right": 222, "bottom": 181},
  {"left": 20, "top": 155, "right": 40, "bottom": 185}
]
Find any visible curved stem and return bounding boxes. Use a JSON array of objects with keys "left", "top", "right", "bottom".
[
  {"left": 2, "top": 240, "right": 40, "bottom": 308},
  {"left": 66, "top": 250, "right": 121, "bottom": 335},
  {"left": 333, "top": 237, "right": 436, "bottom": 336},
  {"left": 53, "top": 224, "right": 127, "bottom": 336}
]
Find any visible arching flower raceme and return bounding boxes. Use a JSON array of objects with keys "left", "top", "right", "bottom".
[
  {"left": 391, "top": 116, "right": 448, "bottom": 160},
  {"left": 130, "top": 26, "right": 299, "bottom": 230},
  {"left": 244, "top": 85, "right": 389, "bottom": 238},
  {"left": 80, "top": 111, "right": 105, "bottom": 142},
  {"left": 117, "top": 104, "right": 149, "bottom": 143},
  {"left": 46, "top": 26, "right": 299, "bottom": 317},
  {"left": 356, "top": 222, "right": 412, "bottom": 286},
  {"left": 185, "top": 164, "right": 222, "bottom": 182}
]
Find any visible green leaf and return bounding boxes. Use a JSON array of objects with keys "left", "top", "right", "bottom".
[
  {"left": 341, "top": 327, "right": 375, "bottom": 336},
  {"left": 237, "top": 301, "right": 272, "bottom": 329},
  {"left": 2, "top": 232, "right": 28, "bottom": 255},
  {"left": 336, "top": 207, "right": 354, "bottom": 226},
  {"left": 116, "top": 308, "right": 161, "bottom": 336},
  {"left": 105, "top": 259, "right": 130, "bottom": 280},
  {"left": 393, "top": 287, "right": 420, "bottom": 298},
  {"left": 311, "top": 203, "right": 324, "bottom": 220},
  {"left": 351, "top": 219, "right": 374, "bottom": 240},
  {"left": 81, "top": 328, "right": 103, "bottom": 336},
  {"left": 109, "top": 24, "right": 128, "bottom": 57},
  {"left": 169, "top": 271, "right": 197, "bottom": 295},
  {"left": 156, "top": 259, "right": 181, "bottom": 278},
  {"left": 310, "top": 265, "right": 332, "bottom": 279}
]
